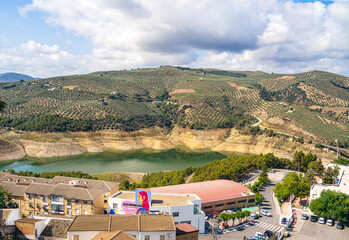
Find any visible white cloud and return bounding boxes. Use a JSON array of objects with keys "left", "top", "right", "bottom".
[{"left": 8, "top": 0, "right": 349, "bottom": 76}]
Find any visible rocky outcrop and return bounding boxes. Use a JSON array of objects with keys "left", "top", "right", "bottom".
[{"left": 0, "top": 127, "right": 337, "bottom": 163}]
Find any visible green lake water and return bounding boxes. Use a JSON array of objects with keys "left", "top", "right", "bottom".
[{"left": 0, "top": 149, "right": 227, "bottom": 174}]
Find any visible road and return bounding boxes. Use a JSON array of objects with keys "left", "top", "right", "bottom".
[{"left": 199, "top": 176, "right": 283, "bottom": 240}]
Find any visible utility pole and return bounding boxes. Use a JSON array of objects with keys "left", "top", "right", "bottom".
[{"left": 335, "top": 139, "right": 339, "bottom": 159}]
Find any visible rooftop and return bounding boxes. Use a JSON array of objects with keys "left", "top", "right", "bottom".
[
  {"left": 49, "top": 176, "right": 119, "bottom": 192},
  {"left": 40, "top": 219, "right": 72, "bottom": 238},
  {"left": 0, "top": 181, "right": 28, "bottom": 196},
  {"left": 16, "top": 218, "right": 43, "bottom": 223},
  {"left": 68, "top": 215, "right": 176, "bottom": 232},
  {"left": 113, "top": 191, "right": 199, "bottom": 206},
  {"left": 151, "top": 180, "right": 254, "bottom": 203},
  {"left": 176, "top": 223, "right": 199, "bottom": 235},
  {"left": 91, "top": 231, "right": 137, "bottom": 240}
]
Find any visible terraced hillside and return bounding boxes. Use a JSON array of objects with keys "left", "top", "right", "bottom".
[{"left": 1, "top": 66, "right": 349, "bottom": 145}]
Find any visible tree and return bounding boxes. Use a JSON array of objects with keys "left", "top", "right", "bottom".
[
  {"left": 304, "top": 169, "right": 316, "bottom": 186},
  {"left": 332, "top": 157, "right": 349, "bottom": 166},
  {"left": 243, "top": 210, "right": 251, "bottom": 221},
  {"left": 0, "top": 99, "right": 5, "bottom": 113},
  {"left": 254, "top": 194, "right": 263, "bottom": 211},
  {"left": 230, "top": 213, "right": 236, "bottom": 227},
  {"left": 235, "top": 211, "right": 244, "bottom": 224},
  {"left": 0, "top": 186, "right": 11, "bottom": 208},
  {"left": 273, "top": 172, "right": 311, "bottom": 203},
  {"left": 310, "top": 190, "right": 349, "bottom": 222},
  {"left": 322, "top": 166, "right": 340, "bottom": 185},
  {"left": 293, "top": 151, "right": 305, "bottom": 172},
  {"left": 308, "top": 160, "right": 324, "bottom": 174}
]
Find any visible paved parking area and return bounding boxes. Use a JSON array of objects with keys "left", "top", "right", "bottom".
[{"left": 289, "top": 220, "right": 349, "bottom": 240}]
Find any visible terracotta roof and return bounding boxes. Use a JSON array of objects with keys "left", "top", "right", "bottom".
[
  {"left": 91, "top": 231, "right": 137, "bottom": 240},
  {"left": 151, "top": 180, "right": 254, "bottom": 203},
  {"left": 0, "top": 182, "right": 28, "bottom": 196},
  {"left": 40, "top": 219, "right": 72, "bottom": 238},
  {"left": 49, "top": 176, "right": 119, "bottom": 192},
  {"left": 176, "top": 223, "right": 199, "bottom": 235},
  {"left": 68, "top": 215, "right": 176, "bottom": 232},
  {"left": 16, "top": 218, "right": 42, "bottom": 223}
]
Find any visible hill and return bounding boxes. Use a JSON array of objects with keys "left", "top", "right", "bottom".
[
  {"left": 0, "top": 72, "right": 37, "bottom": 82},
  {"left": 1, "top": 66, "right": 349, "bottom": 147}
]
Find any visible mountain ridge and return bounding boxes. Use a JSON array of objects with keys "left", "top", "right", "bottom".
[{"left": 0, "top": 72, "right": 38, "bottom": 82}]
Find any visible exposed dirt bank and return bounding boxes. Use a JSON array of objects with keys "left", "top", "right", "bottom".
[{"left": 0, "top": 126, "right": 336, "bottom": 163}]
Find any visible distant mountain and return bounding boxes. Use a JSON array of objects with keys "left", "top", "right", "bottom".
[{"left": 0, "top": 72, "right": 38, "bottom": 82}]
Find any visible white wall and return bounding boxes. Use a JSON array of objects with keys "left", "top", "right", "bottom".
[
  {"left": 5, "top": 209, "right": 20, "bottom": 225},
  {"left": 108, "top": 192, "right": 205, "bottom": 233},
  {"left": 67, "top": 231, "right": 106, "bottom": 240},
  {"left": 137, "top": 231, "right": 176, "bottom": 240}
]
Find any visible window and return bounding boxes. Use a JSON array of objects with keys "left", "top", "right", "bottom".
[
  {"left": 215, "top": 204, "right": 224, "bottom": 207},
  {"left": 160, "top": 235, "right": 165, "bottom": 240},
  {"left": 180, "top": 221, "right": 191, "bottom": 224},
  {"left": 75, "top": 199, "right": 79, "bottom": 204},
  {"left": 84, "top": 210, "right": 88, "bottom": 215},
  {"left": 227, "top": 202, "right": 236, "bottom": 205},
  {"left": 172, "top": 212, "right": 179, "bottom": 217},
  {"left": 67, "top": 199, "right": 72, "bottom": 205},
  {"left": 145, "top": 235, "right": 150, "bottom": 240},
  {"left": 75, "top": 208, "right": 79, "bottom": 214},
  {"left": 174, "top": 222, "right": 179, "bottom": 225},
  {"left": 238, "top": 200, "right": 246, "bottom": 204},
  {"left": 203, "top": 206, "right": 212, "bottom": 209},
  {"left": 104, "top": 192, "right": 108, "bottom": 197},
  {"left": 248, "top": 199, "right": 255, "bottom": 203},
  {"left": 113, "top": 203, "right": 118, "bottom": 209},
  {"left": 104, "top": 199, "right": 107, "bottom": 203},
  {"left": 194, "top": 204, "right": 200, "bottom": 214},
  {"left": 84, "top": 200, "right": 88, "bottom": 205}
]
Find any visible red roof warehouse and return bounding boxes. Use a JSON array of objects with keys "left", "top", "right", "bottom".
[{"left": 151, "top": 180, "right": 256, "bottom": 213}]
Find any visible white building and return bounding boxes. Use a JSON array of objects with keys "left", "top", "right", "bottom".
[
  {"left": 67, "top": 214, "right": 176, "bottom": 240},
  {"left": 108, "top": 191, "right": 205, "bottom": 233},
  {"left": 309, "top": 163, "right": 349, "bottom": 202}
]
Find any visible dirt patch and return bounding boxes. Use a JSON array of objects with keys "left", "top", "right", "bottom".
[
  {"left": 63, "top": 85, "right": 78, "bottom": 90},
  {"left": 170, "top": 89, "right": 195, "bottom": 94},
  {"left": 226, "top": 81, "right": 246, "bottom": 90},
  {"left": 273, "top": 76, "right": 296, "bottom": 81}
]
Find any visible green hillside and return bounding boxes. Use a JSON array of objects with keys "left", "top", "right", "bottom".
[{"left": 1, "top": 66, "right": 349, "bottom": 144}]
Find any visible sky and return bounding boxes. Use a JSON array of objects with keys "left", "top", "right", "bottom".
[{"left": 1, "top": 0, "right": 349, "bottom": 78}]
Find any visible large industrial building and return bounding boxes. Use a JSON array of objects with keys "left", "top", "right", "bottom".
[{"left": 151, "top": 179, "right": 256, "bottom": 213}]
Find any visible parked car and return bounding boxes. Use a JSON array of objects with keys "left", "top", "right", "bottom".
[
  {"left": 310, "top": 215, "right": 318, "bottom": 222},
  {"left": 336, "top": 222, "right": 344, "bottom": 230},
  {"left": 301, "top": 214, "right": 309, "bottom": 220},
  {"left": 261, "top": 210, "right": 272, "bottom": 217},
  {"left": 268, "top": 169, "right": 276, "bottom": 173},
  {"left": 281, "top": 217, "right": 287, "bottom": 224},
  {"left": 326, "top": 219, "right": 334, "bottom": 226},
  {"left": 232, "top": 208, "right": 242, "bottom": 212},
  {"left": 254, "top": 232, "right": 263, "bottom": 238},
  {"left": 318, "top": 217, "right": 326, "bottom": 224},
  {"left": 264, "top": 230, "right": 273, "bottom": 238}
]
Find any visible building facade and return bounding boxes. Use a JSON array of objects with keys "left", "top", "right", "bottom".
[
  {"left": 67, "top": 215, "right": 176, "bottom": 240},
  {"left": 151, "top": 180, "right": 256, "bottom": 213},
  {"left": 108, "top": 191, "right": 205, "bottom": 233},
  {"left": 0, "top": 173, "right": 119, "bottom": 217}
]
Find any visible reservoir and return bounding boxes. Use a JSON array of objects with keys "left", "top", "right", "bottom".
[{"left": 0, "top": 149, "right": 227, "bottom": 174}]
